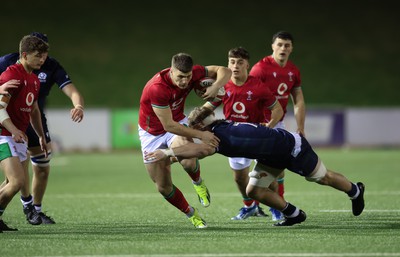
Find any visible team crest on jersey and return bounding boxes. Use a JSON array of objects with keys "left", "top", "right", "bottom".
[
  {"left": 246, "top": 91, "right": 253, "bottom": 101},
  {"left": 273, "top": 72, "right": 277, "bottom": 78},
  {"left": 288, "top": 72, "right": 294, "bottom": 82},
  {"left": 38, "top": 72, "right": 47, "bottom": 83}
]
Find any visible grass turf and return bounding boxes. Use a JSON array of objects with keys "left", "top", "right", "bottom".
[{"left": 1, "top": 148, "right": 400, "bottom": 256}]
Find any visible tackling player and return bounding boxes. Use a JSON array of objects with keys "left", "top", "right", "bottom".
[
  {"left": 138, "top": 53, "right": 231, "bottom": 228},
  {"left": 145, "top": 107, "right": 365, "bottom": 226},
  {"left": 0, "top": 35, "right": 49, "bottom": 231}
]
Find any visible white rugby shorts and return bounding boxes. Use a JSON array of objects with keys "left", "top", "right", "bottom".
[
  {"left": 138, "top": 117, "right": 188, "bottom": 164},
  {"left": 0, "top": 136, "right": 28, "bottom": 162}
]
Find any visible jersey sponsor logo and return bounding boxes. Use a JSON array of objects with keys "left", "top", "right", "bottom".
[
  {"left": 232, "top": 102, "right": 245, "bottom": 114},
  {"left": 276, "top": 95, "right": 289, "bottom": 99},
  {"left": 20, "top": 107, "right": 32, "bottom": 112},
  {"left": 277, "top": 83, "right": 288, "bottom": 95},
  {"left": 26, "top": 92, "right": 35, "bottom": 106},
  {"left": 231, "top": 102, "right": 249, "bottom": 120},
  {"left": 38, "top": 72, "right": 47, "bottom": 83},
  {"left": 231, "top": 113, "right": 249, "bottom": 120}
]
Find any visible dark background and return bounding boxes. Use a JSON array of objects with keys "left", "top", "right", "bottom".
[{"left": 1, "top": 0, "right": 399, "bottom": 108}]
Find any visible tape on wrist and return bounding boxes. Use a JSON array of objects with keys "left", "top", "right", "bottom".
[
  {"left": 75, "top": 104, "right": 84, "bottom": 110},
  {"left": 0, "top": 108, "right": 10, "bottom": 123}
]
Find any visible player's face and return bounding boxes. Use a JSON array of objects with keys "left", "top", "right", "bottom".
[
  {"left": 170, "top": 67, "right": 193, "bottom": 89},
  {"left": 23, "top": 51, "right": 48, "bottom": 71},
  {"left": 271, "top": 38, "right": 293, "bottom": 63},
  {"left": 228, "top": 57, "right": 249, "bottom": 81}
]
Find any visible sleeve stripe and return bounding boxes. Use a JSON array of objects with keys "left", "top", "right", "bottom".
[
  {"left": 151, "top": 104, "right": 169, "bottom": 109},
  {"left": 59, "top": 80, "right": 73, "bottom": 89}
]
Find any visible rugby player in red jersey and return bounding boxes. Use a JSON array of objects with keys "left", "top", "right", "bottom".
[
  {"left": 202, "top": 47, "right": 283, "bottom": 220},
  {"left": 0, "top": 32, "right": 84, "bottom": 225},
  {"left": 0, "top": 35, "right": 48, "bottom": 231},
  {"left": 250, "top": 31, "right": 306, "bottom": 221},
  {"left": 138, "top": 53, "right": 231, "bottom": 228}
]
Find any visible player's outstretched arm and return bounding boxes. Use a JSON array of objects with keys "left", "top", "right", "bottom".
[{"left": 145, "top": 142, "right": 215, "bottom": 162}]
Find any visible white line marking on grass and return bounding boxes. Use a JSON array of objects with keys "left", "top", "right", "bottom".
[
  {"left": 49, "top": 191, "right": 400, "bottom": 199},
  {"left": 31, "top": 253, "right": 400, "bottom": 257},
  {"left": 320, "top": 209, "right": 400, "bottom": 213}
]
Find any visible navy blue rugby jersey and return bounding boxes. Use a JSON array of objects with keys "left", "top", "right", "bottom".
[
  {"left": 210, "top": 121, "right": 295, "bottom": 159},
  {"left": 210, "top": 120, "right": 318, "bottom": 176},
  {"left": 0, "top": 53, "right": 72, "bottom": 111}
]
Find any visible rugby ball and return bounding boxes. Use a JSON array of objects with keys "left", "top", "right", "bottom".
[{"left": 193, "top": 77, "right": 225, "bottom": 102}]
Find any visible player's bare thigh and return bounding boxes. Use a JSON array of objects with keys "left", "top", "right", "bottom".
[{"left": 1, "top": 157, "right": 26, "bottom": 187}]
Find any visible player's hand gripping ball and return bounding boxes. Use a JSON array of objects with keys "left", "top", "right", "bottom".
[{"left": 193, "top": 77, "right": 225, "bottom": 102}]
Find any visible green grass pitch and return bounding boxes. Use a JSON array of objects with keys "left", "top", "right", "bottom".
[{"left": 1, "top": 148, "right": 400, "bottom": 257}]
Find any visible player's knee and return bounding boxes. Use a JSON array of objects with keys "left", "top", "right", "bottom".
[
  {"left": 8, "top": 176, "right": 24, "bottom": 193},
  {"left": 306, "top": 161, "right": 327, "bottom": 183},
  {"left": 246, "top": 185, "right": 257, "bottom": 199},
  {"left": 30, "top": 151, "right": 52, "bottom": 167},
  {"left": 180, "top": 158, "right": 199, "bottom": 173}
]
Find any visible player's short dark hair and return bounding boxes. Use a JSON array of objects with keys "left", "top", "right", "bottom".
[
  {"left": 272, "top": 31, "right": 294, "bottom": 44},
  {"left": 19, "top": 35, "right": 49, "bottom": 55},
  {"left": 228, "top": 47, "right": 250, "bottom": 60},
  {"left": 171, "top": 53, "right": 193, "bottom": 73},
  {"left": 30, "top": 32, "right": 49, "bottom": 43}
]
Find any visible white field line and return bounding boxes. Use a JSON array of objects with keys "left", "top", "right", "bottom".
[
  {"left": 48, "top": 191, "right": 400, "bottom": 199},
  {"left": 320, "top": 209, "right": 400, "bottom": 212},
  {"left": 31, "top": 252, "right": 400, "bottom": 257},
  {"left": 46, "top": 190, "right": 400, "bottom": 198}
]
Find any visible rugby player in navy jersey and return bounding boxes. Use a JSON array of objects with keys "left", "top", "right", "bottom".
[
  {"left": 0, "top": 32, "right": 84, "bottom": 225},
  {"left": 145, "top": 107, "right": 365, "bottom": 226}
]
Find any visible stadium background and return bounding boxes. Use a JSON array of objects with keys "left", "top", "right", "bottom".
[{"left": 1, "top": 0, "right": 399, "bottom": 149}]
